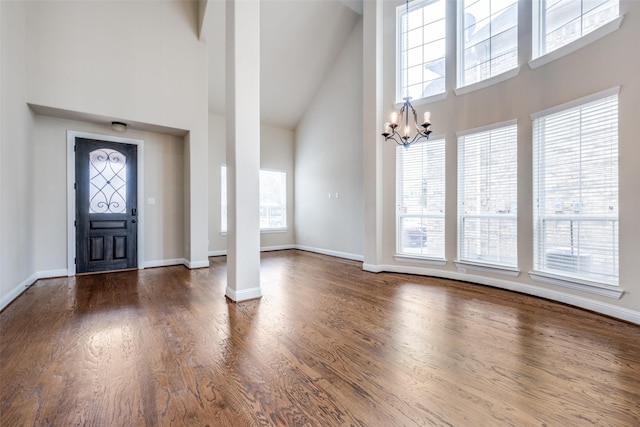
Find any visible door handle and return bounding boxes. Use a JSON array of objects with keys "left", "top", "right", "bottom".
[
  {"left": 132, "top": 220, "right": 137, "bottom": 224},
  {"left": 132, "top": 208, "right": 137, "bottom": 216}
]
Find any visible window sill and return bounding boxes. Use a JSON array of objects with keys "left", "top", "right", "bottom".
[
  {"left": 394, "top": 254, "right": 447, "bottom": 266},
  {"left": 454, "top": 261, "right": 520, "bottom": 277},
  {"left": 454, "top": 67, "right": 520, "bottom": 96},
  {"left": 395, "top": 92, "right": 447, "bottom": 109},
  {"left": 529, "top": 15, "right": 624, "bottom": 70},
  {"left": 529, "top": 271, "right": 622, "bottom": 299}
]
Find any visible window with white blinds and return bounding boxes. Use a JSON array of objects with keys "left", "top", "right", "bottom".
[
  {"left": 532, "top": 92, "right": 618, "bottom": 286},
  {"left": 459, "top": 0, "right": 518, "bottom": 87},
  {"left": 396, "top": 138, "right": 446, "bottom": 259},
  {"left": 534, "top": 0, "right": 619, "bottom": 58},
  {"left": 458, "top": 122, "right": 517, "bottom": 268},
  {"left": 397, "top": 0, "right": 446, "bottom": 102},
  {"left": 221, "top": 166, "right": 287, "bottom": 233}
]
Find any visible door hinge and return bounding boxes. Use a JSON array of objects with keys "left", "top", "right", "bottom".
[
  {"left": 74, "top": 183, "right": 77, "bottom": 190},
  {"left": 74, "top": 257, "right": 77, "bottom": 265},
  {"left": 74, "top": 220, "right": 76, "bottom": 227},
  {"left": 74, "top": 145, "right": 76, "bottom": 152}
]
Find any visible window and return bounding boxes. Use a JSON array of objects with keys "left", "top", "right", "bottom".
[
  {"left": 534, "top": 0, "right": 619, "bottom": 58},
  {"left": 458, "top": 122, "right": 517, "bottom": 268},
  {"left": 221, "top": 166, "right": 287, "bottom": 233},
  {"left": 259, "top": 169, "right": 287, "bottom": 230},
  {"left": 532, "top": 91, "right": 618, "bottom": 286},
  {"left": 458, "top": 0, "right": 518, "bottom": 88},
  {"left": 397, "top": 0, "right": 446, "bottom": 102},
  {"left": 396, "top": 138, "right": 446, "bottom": 259}
]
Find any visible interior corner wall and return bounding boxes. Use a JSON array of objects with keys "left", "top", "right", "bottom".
[
  {"left": 208, "top": 113, "right": 296, "bottom": 255},
  {"left": 372, "top": 0, "right": 640, "bottom": 320},
  {"left": 25, "top": 0, "right": 209, "bottom": 267},
  {"left": 1, "top": 0, "right": 37, "bottom": 309},
  {"left": 32, "top": 116, "right": 186, "bottom": 273},
  {"left": 294, "top": 18, "right": 364, "bottom": 260}
]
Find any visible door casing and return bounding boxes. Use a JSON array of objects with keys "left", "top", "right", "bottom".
[{"left": 67, "top": 130, "right": 145, "bottom": 276}]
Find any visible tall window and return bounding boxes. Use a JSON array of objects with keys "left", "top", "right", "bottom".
[
  {"left": 397, "top": 0, "right": 446, "bottom": 102},
  {"left": 532, "top": 91, "right": 618, "bottom": 286},
  {"left": 458, "top": 122, "right": 517, "bottom": 268},
  {"left": 220, "top": 166, "right": 287, "bottom": 233},
  {"left": 534, "top": 0, "right": 619, "bottom": 58},
  {"left": 396, "top": 138, "right": 446, "bottom": 259},
  {"left": 459, "top": 0, "right": 518, "bottom": 87}
]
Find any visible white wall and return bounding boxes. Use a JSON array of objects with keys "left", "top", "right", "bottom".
[
  {"left": 1, "top": 1, "right": 37, "bottom": 309},
  {"left": 32, "top": 116, "right": 185, "bottom": 273},
  {"left": 25, "top": 0, "right": 209, "bottom": 267},
  {"left": 362, "top": 0, "right": 640, "bottom": 323},
  {"left": 294, "top": 19, "right": 364, "bottom": 260},
  {"left": 208, "top": 113, "right": 296, "bottom": 254}
]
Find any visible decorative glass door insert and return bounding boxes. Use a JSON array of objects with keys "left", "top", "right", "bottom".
[{"left": 89, "top": 148, "right": 127, "bottom": 214}]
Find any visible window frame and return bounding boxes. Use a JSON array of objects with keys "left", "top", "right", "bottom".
[
  {"left": 530, "top": 87, "right": 620, "bottom": 295},
  {"left": 530, "top": 0, "right": 623, "bottom": 69},
  {"left": 395, "top": 136, "right": 447, "bottom": 262},
  {"left": 456, "top": 0, "right": 519, "bottom": 91},
  {"left": 220, "top": 165, "right": 288, "bottom": 234},
  {"left": 396, "top": 0, "right": 447, "bottom": 105},
  {"left": 456, "top": 119, "right": 519, "bottom": 272}
]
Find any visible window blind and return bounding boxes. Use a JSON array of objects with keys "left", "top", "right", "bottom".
[
  {"left": 533, "top": 93, "right": 618, "bottom": 285},
  {"left": 458, "top": 123, "right": 517, "bottom": 268},
  {"left": 538, "top": 0, "right": 619, "bottom": 56},
  {"left": 396, "top": 138, "right": 446, "bottom": 258},
  {"left": 460, "top": 0, "right": 518, "bottom": 87}
]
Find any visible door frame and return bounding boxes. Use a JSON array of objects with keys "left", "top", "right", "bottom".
[{"left": 67, "top": 130, "right": 145, "bottom": 276}]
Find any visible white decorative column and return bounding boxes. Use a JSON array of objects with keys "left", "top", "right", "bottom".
[
  {"left": 362, "top": 0, "right": 385, "bottom": 271},
  {"left": 225, "top": 0, "right": 262, "bottom": 301}
]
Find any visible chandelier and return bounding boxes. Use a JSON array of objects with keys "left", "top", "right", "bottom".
[
  {"left": 381, "top": 97, "right": 432, "bottom": 148},
  {"left": 382, "top": 0, "right": 433, "bottom": 148}
]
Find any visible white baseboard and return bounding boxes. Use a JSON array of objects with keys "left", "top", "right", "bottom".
[
  {"left": 363, "top": 263, "right": 640, "bottom": 325},
  {"left": 295, "top": 245, "right": 364, "bottom": 262},
  {"left": 1, "top": 272, "right": 38, "bottom": 312},
  {"left": 144, "top": 258, "right": 186, "bottom": 269},
  {"left": 208, "top": 245, "right": 296, "bottom": 258},
  {"left": 38, "top": 269, "right": 68, "bottom": 279},
  {"left": 184, "top": 259, "right": 210, "bottom": 269},
  {"left": 225, "top": 286, "right": 262, "bottom": 302}
]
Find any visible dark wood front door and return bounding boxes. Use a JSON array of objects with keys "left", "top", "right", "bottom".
[{"left": 75, "top": 138, "right": 138, "bottom": 274}]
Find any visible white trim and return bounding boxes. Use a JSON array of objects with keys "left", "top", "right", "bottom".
[
  {"left": 184, "top": 259, "right": 210, "bottom": 269},
  {"left": 530, "top": 86, "right": 620, "bottom": 120},
  {"left": 0, "top": 273, "right": 38, "bottom": 312},
  {"left": 394, "top": 254, "right": 447, "bottom": 266},
  {"left": 396, "top": 92, "right": 448, "bottom": 110},
  {"left": 67, "top": 130, "right": 145, "bottom": 276},
  {"left": 456, "top": 118, "right": 518, "bottom": 138},
  {"left": 225, "top": 286, "right": 262, "bottom": 302},
  {"left": 208, "top": 245, "right": 296, "bottom": 258},
  {"left": 361, "top": 264, "right": 639, "bottom": 325},
  {"left": 529, "top": 15, "right": 624, "bottom": 70},
  {"left": 295, "top": 245, "right": 364, "bottom": 262},
  {"left": 259, "top": 228, "right": 288, "bottom": 234},
  {"left": 144, "top": 258, "right": 186, "bottom": 269},
  {"left": 37, "top": 269, "right": 68, "bottom": 279},
  {"left": 530, "top": 271, "right": 622, "bottom": 299},
  {"left": 454, "top": 67, "right": 520, "bottom": 96},
  {"left": 454, "top": 261, "right": 520, "bottom": 277}
]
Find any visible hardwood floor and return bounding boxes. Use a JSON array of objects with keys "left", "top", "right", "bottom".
[{"left": 1, "top": 250, "right": 639, "bottom": 426}]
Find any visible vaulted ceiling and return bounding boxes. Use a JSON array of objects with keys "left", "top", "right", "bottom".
[{"left": 205, "top": 0, "right": 361, "bottom": 129}]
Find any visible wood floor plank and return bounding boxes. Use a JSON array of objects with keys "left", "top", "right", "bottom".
[{"left": 1, "top": 249, "right": 639, "bottom": 426}]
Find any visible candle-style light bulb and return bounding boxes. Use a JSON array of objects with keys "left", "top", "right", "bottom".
[
  {"left": 390, "top": 112, "right": 398, "bottom": 125},
  {"left": 423, "top": 111, "right": 431, "bottom": 126},
  {"left": 404, "top": 126, "right": 410, "bottom": 137}
]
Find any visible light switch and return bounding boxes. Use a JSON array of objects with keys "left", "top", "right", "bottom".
[{"left": 147, "top": 197, "right": 156, "bottom": 205}]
